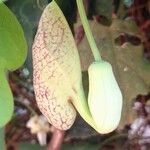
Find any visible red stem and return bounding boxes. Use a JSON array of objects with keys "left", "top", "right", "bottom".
[{"left": 47, "top": 127, "right": 65, "bottom": 150}]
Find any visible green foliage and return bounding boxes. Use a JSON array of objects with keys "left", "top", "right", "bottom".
[
  {"left": 0, "top": 3, "right": 27, "bottom": 70},
  {"left": 0, "top": 128, "right": 5, "bottom": 150},
  {"left": 18, "top": 142, "right": 100, "bottom": 150},
  {"left": 0, "top": 3, "right": 27, "bottom": 127},
  {"left": 0, "top": 0, "right": 6, "bottom": 3},
  {"left": 0, "top": 71, "right": 13, "bottom": 128},
  {"left": 19, "top": 143, "right": 46, "bottom": 150}
]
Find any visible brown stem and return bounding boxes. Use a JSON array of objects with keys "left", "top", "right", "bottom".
[{"left": 47, "top": 127, "right": 65, "bottom": 150}]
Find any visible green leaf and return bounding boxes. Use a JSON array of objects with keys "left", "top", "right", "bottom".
[
  {"left": 0, "top": 3, "right": 27, "bottom": 127},
  {"left": 0, "top": 3, "right": 27, "bottom": 71},
  {"left": 0, "top": 69, "right": 14, "bottom": 127},
  {"left": 0, "top": 128, "right": 6, "bottom": 150},
  {"left": 0, "top": 0, "right": 6, "bottom": 3},
  {"left": 19, "top": 142, "right": 46, "bottom": 150},
  {"left": 18, "top": 142, "right": 100, "bottom": 150}
]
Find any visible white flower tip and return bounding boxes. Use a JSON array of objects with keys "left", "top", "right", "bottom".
[
  {"left": 26, "top": 115, "right": 50, "bottom": 134},
  {"left": 37, "top": 132, "right": 47, "bottom": 146}
]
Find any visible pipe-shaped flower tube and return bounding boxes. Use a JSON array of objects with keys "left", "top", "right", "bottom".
[
  {"left": 32, "top": 0, "right": 122, "bottom": 134},
  {"left": 75, "top": 0, "right": 122, "bottom": 134},
  {"left": 88, "top": 61, "right": 122, "bottom": 134}
]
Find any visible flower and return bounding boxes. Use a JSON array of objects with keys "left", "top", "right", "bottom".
[
  {"left": 26, "top": 115, "right": 50, "bottom": 146},
  {"left": 88, "top": 61, "right": 122, "bottom": 134}
]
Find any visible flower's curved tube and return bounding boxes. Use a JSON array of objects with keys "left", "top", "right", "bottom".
[
  {"left": 75, "top": 0, "right": 123, "bottom": 133},
  {"left": 71, "top": 61, "right": 122, "bottom": 134},
  {"left": 32, "top": 0, "right": 123, "bottom": 134}
]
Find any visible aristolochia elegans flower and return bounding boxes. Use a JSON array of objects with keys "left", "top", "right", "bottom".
[{"left": 32, "top": 0, "right": 122, "bottom": 134}]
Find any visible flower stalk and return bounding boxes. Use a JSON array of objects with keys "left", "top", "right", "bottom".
[{"left": 76, "top": 0, "right": 102, "bottom": 61}]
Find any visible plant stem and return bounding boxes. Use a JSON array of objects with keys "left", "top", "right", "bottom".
[
  {"left": 76, "top": 0, "right": 102, "bottom": 61},
  {"left": 0, "top": 128, "right": 6, "bottom": 150},
  {"left": 47, "top": 127, "right": 65, "bottom": 150}
]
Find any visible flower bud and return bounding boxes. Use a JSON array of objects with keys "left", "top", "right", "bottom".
[{"left": 88, "top": 61, "right": 122, "bottom": 134}]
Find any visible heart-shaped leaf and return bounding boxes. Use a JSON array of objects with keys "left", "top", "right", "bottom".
[{"left": 0, "top": 3, "right": 27, "bottom": 127}]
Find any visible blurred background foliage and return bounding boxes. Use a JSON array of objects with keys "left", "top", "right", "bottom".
[{"left": 1, "top": 0, "right": 150, "bottom": 149}]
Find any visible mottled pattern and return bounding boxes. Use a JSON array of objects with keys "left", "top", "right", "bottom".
[{"left": 32, "top": 1, "right": 82, "bottom": 130}]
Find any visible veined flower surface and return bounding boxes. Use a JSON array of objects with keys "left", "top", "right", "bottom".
[{"left": 32, "top": 0, "right": 122, "bottom": 134}]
